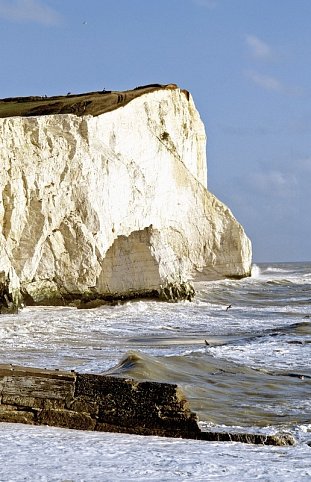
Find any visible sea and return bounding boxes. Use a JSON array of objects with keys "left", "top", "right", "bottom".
[{"left": 0, "top": 262, "right": 310, "bottom": 481}]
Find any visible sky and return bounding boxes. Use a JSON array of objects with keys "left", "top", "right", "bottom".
[{"left": 0, "top": 0, "right": 310, "bottom": 262}]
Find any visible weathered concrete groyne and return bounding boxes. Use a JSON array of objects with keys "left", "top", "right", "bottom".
[{"left": 0, "top": 364, "right": 295, "bottom": 445}]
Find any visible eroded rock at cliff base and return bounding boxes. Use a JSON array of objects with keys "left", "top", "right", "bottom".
[
  {"left": 0, "top": 85, "right": 252, "bottom": 305},
  {"left": 96, "top": 226, "right": 195, "bottom": 302},
  {"left": 0, "top": 269, "right": 20, "bottom": 313}
]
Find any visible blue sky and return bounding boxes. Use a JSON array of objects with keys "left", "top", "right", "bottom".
[{"left": 0, "top": 0, "right": 310, "bottom": 262}]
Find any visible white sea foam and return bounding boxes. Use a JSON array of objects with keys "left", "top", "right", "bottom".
[
  {"left": 0, "top": 423, "right": 310, "bottom": 482},
  {"left": 266, "top": 266, "right": 291, "bottom": 273}
]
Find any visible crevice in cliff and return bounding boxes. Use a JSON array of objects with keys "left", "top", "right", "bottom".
[
  {"left": 0, "top": 272, "right": 18, "bottom": 313},
  {"left": 12, "top": 191, "right": 45, "bottom": 276},
  {"left": 2, "top": 181, "right": 13, "bottom": 240},
  {"left": 143, "top": 99, "right": 196, "bottom": 182}
]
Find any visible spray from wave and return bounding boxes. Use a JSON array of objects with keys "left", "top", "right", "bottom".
[{"left": 251, "top": 264, "right": 262, "bottom": 278}]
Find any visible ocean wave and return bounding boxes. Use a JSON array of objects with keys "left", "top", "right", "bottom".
[
  {"left": 1, "top": 261, "right": 310, "bottom": 439},
  {"left": 104, "top": 348, "right": 311, "bottom": 427},
  {"left": 265, "top": 266, "right": 292, "bottom": 273}
]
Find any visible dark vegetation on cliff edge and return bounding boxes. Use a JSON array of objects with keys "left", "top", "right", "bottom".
[{"left": 0, "top": 84, "right": 189, "bottom": 119}]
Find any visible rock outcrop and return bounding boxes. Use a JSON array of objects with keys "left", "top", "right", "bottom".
[
  {"left": 0, "top": 85, "right": 252, "bottom": 308},
  {"left": 0, "top": 364, "right": 295, "bottom": 446}
]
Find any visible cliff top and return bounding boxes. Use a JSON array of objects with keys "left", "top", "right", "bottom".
[{"left": 0, "top": 83, "right": 187, "bottom": 119}]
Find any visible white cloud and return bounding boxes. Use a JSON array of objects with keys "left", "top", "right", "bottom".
[
  {"left": 246, "top": 70, "right": 283, "bottom": 92},
  {"left": 246, "top": 35, "right": 272, "bottom": 59},
  {"left": 246, "top": 156, "right": 311, "bottom": 200},
  {"left": 0, "top": 0, "right": 62, "bottom": 25},
  {"left": 249, "top": 170, "right": 298, "bottom": 198}
]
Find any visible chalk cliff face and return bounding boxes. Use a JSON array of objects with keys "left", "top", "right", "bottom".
[{"left": 0, "top": 86, "right": 251, "bottom": 308}]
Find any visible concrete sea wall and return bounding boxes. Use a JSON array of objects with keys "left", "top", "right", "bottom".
[{"left": 0, "top": 364, "right": 295, "bottom": 446}]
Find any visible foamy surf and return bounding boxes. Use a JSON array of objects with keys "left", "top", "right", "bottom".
[{"left": 0, "top": 262, "right": 310, "bottom": 481}]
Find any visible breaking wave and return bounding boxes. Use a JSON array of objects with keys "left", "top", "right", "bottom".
[{"left": 106, "top": 344, "right": 311, "bottom": 427}]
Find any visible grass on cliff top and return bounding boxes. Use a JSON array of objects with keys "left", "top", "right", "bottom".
[{"left": 0, "top": 84, "right": 184, "bottom": 119}]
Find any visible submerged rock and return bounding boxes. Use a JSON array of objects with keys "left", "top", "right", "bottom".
[
  {"left": 199, "top": 430, "right": 296, "bottom": 446},
  {"left": 0, "top": 85, "right": 252, "bottom": 305}
]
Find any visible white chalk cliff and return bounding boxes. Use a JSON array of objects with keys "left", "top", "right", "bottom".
[{"left": 0, "top": 85, "right": 251, "bottom": 307}]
